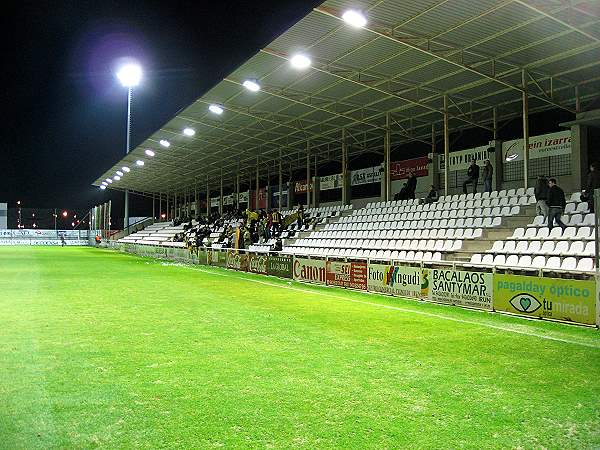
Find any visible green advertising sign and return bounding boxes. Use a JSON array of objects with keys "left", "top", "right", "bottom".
[{"left": 268, "top": 254, "right": 293, "bottom": 279}]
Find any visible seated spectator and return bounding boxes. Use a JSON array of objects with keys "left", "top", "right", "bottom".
[
  {"left": 394, "top": 183, "right": 409, "bottom": 201},
  {"left": 272, "top": 238, "right": 283, "bottom": 252},
  {"left": 582, "top": 162, "right": 600, "bottom": 213},
  {"left": 424, "top": 185, "right": 439, "bottom": 204}
]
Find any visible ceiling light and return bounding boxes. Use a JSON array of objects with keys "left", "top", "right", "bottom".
[
  {"left": 342, "top": 10, "right": 367, "bottom": 28},
  {"left": 209, "top": 104, "right": 224, "bottom": 115},
  {"left": 113, "top": 175, "right": 121, "bottom": 181},
  {"left": 101, "top": 181, "right": 108, "bottom": 186},
  {"left": 116, "top": 171, "right": 124, "bottom": 176},
  {"left": 159, "top": 139, "right": 170, "bottom": 147},
  {"left": 136, "top": 160, "right": 145, "bottom": 166},
  {"left": 100, "top": 185, "right": 106, "bottom": 190},
  {"left": 183, "top": 127, "right": 196, "bottom": 136},
  {"left": 122, "top": 166, "right": 130, "bottom": 172},
  {"left": 243, "top": 79, "right": 261, "bottom": 92},
  {"left": 290, "top": 54, "right": 311, "bottom": 69},
  {"left": 106, "top": 178, "right": 113, "bottom": 184},
  {"left": 145, "top": 149, "right": 155, "bottom": 157}
]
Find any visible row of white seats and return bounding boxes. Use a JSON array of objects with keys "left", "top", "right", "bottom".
[
  {"left": 488, "top": 240, "right": 594, "bottom": 256},
  {"left": 509, "top": 226, "right": 593, "bottom": 241},
  {"left": 329, "top": 217, "right": 501, "bottom": 230},
  {"left": 290, "top": 239, "right": 464, "bottom": 252},
  {"left": 284, "top": 247, "right": 443, "bottom": 262},
  {"left": 469, "top": 254, "right": 594, "bottom": 272},
  {"left": 309, "top": 228, "right": 483, "bottom": 241},
  {"left": 338, "top": 207, "right": 520, "bottom": 224},
  {"left": 528, "top": 213, "right": 594, "bottom": 228},
  {"left": 357, "top": 197, "right": 531, "bottom": 216}
]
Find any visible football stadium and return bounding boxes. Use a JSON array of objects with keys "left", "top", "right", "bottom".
[{"left": 3, "top": 0, "right": 600, "bottom": 447}]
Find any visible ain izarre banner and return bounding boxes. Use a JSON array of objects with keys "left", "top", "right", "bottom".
[
  {"left": 430, "top": 269, "right": 493, "bottom": 310},
  {"left": 494, "top": 274, "right": 596, "bottom": 325},
  {"left": 326, "top": 261, "right": 367, "bottom": 290}
]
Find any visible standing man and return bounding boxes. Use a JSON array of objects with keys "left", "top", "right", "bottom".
[
  {"left": 406, "top": 171, "right": 417, "bottom": 199},
  {"left": 482, "top": 160, "right": 493, "bottom": 193},
  {"left": 547, "top": 178, "right": 567, "bottom": 232},
  {"left": 534, "top": 175, "right": 549, "bottom": 219},
  {"left": 462, "top": 160, "right": 480, "bottom": 194},
  {"left": 297, "top": 204, "right": 305, "bottom": 229},
  {"left": 271, "top": 209, "right": 282, "bottom": 236},
  {"left": 582, "top": 162, "right": 600, "bottom": 213}
]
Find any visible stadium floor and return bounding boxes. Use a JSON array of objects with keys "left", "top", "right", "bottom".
[{"left": 1, "top": 247, "right": 599, "bottom": 448}]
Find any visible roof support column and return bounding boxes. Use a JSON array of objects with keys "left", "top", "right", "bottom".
[
  {"left": 159, "top": 193, "right": 162, "bottom": 222},
  {"left": 206, "top": 177, "right": 210, "bottom": 217},
  {"left": 165, "top": 194, "right": 169, "bottom": 221},
  {"left": 492, "top": 107, "right": 503, "bottom": 192},
  {"left": 278, "top": 150, "right": 283, "bottom": 210},
  {"left": 152, "top": 193, "right": 155, "bottom": 223},
  {"left": 256, "top": 156, "right": 260, "bottom": 210},
  {"left": 522, "top": 69, "right": 530, "bottom": 190},
  {"left": 219, "top": 170, "right": 224, "bottom": 215},
  {"left": 342, "top": 128, "right": 349, "bottom": 206},
  {"left": 236, "top": 172, "right": 240, "bottom": 211},
  {"left": 306, "top": 141, "right": 311, "bottom": 207},
  {"left": 384, "top": 112, "right": 391, "bottom": 202},
  {"left": 430, "top": 124, "right": 439, "bottom": 191},
  {"left": 194, "top": 186, "right": 198, "bottom": 218},
  {"left": 443, "top": 94, "right": 450, "bottom": 196}
]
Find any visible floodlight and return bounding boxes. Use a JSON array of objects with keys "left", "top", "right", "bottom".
[
  {"left": 160, "top": 139, "right": 170, "bottom": 147},
  {"left": 116, "top": 63, "right": 142, "bottom": 87},
  {"left": 106, "top": 178, "right": 113, "bottom": 183},
  {"left": 183, "top": 127, "right": 196, "bottom": 136},
  {"left": 290, "top": 54, "right": 311, "bottom": 69},
  {"left": 342, "top": 10, "right": 367, "bottom": 28},
  {"left": 100, "top": 185, "right": 106, "bottom": 190},
  {"left": 136, "top": 160, "right": 145, "bottom": 166},
  {"left": 101, "top": 181, "right": 108, "bottom": 186},
  {"left": 116, "top": 171, "right": 124, "bottom": 176},
  {"left": 208, "top": 104, "right": 224, "bottom": 115},
  {"left": 145, "top": 149, "right": 155, "bottom": 157},
  {"left": 114, "top": 175, "right": 121, "bottom": 181},
  {"left": 243, "top": 79, "right": 261, "bottom": 92},
  {"left": 122, "top": 166, "right": 130, "bottom": 172},
  {"left": 62, "top": 211, "right": 68, "bottom": 217}
]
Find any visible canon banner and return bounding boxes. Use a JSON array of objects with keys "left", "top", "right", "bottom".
[
  {"left": 293, "top": 257, "right": 326, "bottom": 284},
  {"left": 248, "top": 253, "right": 268, "bottom": 275},
  {"left": 390, "top": 157, "right": 429, "bottom": 180},
  {"left": 350, "top": 166, "right": 381, "bottom": 186},
  {"left": 367, "top": 264, "right": 427, "bottom": 299},
  {"left": 430, "top": 269, "right": 493, "bottom": 310},
  {"left": 326, "top": 261, "right": 367, "bottom": 290},
  {"left": 268, "top": 254, "right": 293, "bottom": 278}
]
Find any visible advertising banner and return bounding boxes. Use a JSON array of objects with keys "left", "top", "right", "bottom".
[
  {"left": 390, "top": 157, "right": 429, "bottom": 180},
  {"left": 209, "top": 250, "right": 227, "bottom": 267},
  {"left": 226, "top": 251, "right": 248, "bottom": 272},
  {"left": 350, "top": 166, "right": 382, "bottom": 186},
  {"left": 294, "top": 180, "right": 313, "bottom": 194},
  {"left": 271, "top": 185, "right": 288, "bottom": 208},
  {"left": 326, "top": 261, "right": 367, "bottom": 290},
  {"left": 293, "top": 257, "right": 326, "bottom": 284},
  {"left": 239, "top": 191, "right": 249, "bottom": 204},
  {"left": 268, "top": 254, "right": 293, "bottom": 278},
  {"left": 257, "top": 188, "right": 267, "bottom": 210},
  {"left": 430, "top": 269, "right": 493, "bottom": 310},
  {"left": 210, "top": 197, "right": 220, "bottom": 208},
  {"left": 367, "top": 264, "right": 427, "bottom": 299},
  {"left": 248, "top": 253, "right": 268, "bottom": 275},
  {"left": 502, "top": 130, "right": 571, "bottom": 162},
  {"left": 494, "top": 274, "right": 596, "bottom": 325},
  {"left": 197, "top": 249, "right": 208, "bottom": 265},
  {"left": 320, "top": 174, "right": 343, "bottom": 191},
  {"left": 223, "top": 194, "right": 234, "bottom": 206},
  {"left": 439, "top": 145, "right": 491, "bottom": 172}
]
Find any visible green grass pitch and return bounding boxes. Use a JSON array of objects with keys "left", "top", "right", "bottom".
[{"left": 1, "top": 246, "right": 599, "bottom": 448}]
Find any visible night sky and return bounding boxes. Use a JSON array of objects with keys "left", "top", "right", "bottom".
[{"left": 2, "top": 0, "right": 322, "bottom": 215}]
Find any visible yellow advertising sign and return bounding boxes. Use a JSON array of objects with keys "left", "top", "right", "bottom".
[{"left": 494, "top": 274, "right": 596, "bottom": 325}]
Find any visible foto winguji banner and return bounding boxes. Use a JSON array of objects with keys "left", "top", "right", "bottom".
[{"left": 494, "top": 274, "right": 596, "bottom": 325}]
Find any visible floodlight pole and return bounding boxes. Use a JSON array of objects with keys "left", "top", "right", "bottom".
[{"left": 124, "top": 87, "right": 132, "bottom": 230}]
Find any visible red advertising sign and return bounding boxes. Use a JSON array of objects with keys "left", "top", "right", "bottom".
[
  {"left": 294, "top": 180, "right": 313, "bottom": 194},
  {"left": 257, "top": 188, "right": 267, "bottom": 209},
  {"left": 390, "top": 157, "right": 429, "bottom": 180},
  {"left": 326, "top": 261, "right": 368, "bottom": 290}
]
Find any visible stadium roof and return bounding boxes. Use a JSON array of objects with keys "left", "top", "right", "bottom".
[{"left": 94, "top": 0, "right": 600, "bottom": 196}]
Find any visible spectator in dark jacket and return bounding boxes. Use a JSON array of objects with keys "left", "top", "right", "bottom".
[
  {"left": 394, "top": 183, "right": 409, "bottom": 201},
  {"left": 406, "top": 172, "right": 417, "bottom": 199},
  {"left": 547, "top": 178, "right": 567, "bottom": 232},
  {"left": 583, "top": 162, "right": 600, "bottom": 212},
  {"left": 534, "top": 175, "right": 549, "bottom": 218},
  {"left": 462, "top": 160, "right": 480, "bottom": 194},
  {"left": 424, "top": 185, "right": 439, "bottom": 204},
  {"left": 482, "top": 160, "right": 493, "bottom": 193}
]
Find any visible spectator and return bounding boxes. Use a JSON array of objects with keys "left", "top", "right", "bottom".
[
  {"left": 582, "top": 162, "right": 600, "bottom": 213},
  {"left": 271, "top": 209, "right": 282, "bottom": 235},
  {"left": 272, "top": 238, "right": 283, "bottom": 252},
  {"left": 394, "top": 183, "right": 409, "bottom": 201},
  {"left": 406, "top": 171, "right": 417, "bottom": 199},
  {"left": 534, "top": 175, "right": 549, "bottom": 218},
  {"left": 482, "top": 160, "right": 493, "bottom": 193},
  {"left": 547, "top": 178, "right": 567, "bottom": 232},
  {"left": 297, "top": 204, "right": 305, "bottom": 228},
  {"left": 462, "top": 160, "right": 480, "bottom": 194},
  {"left": 424, "top": 185, "right": 439, "bottom": 204}
]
